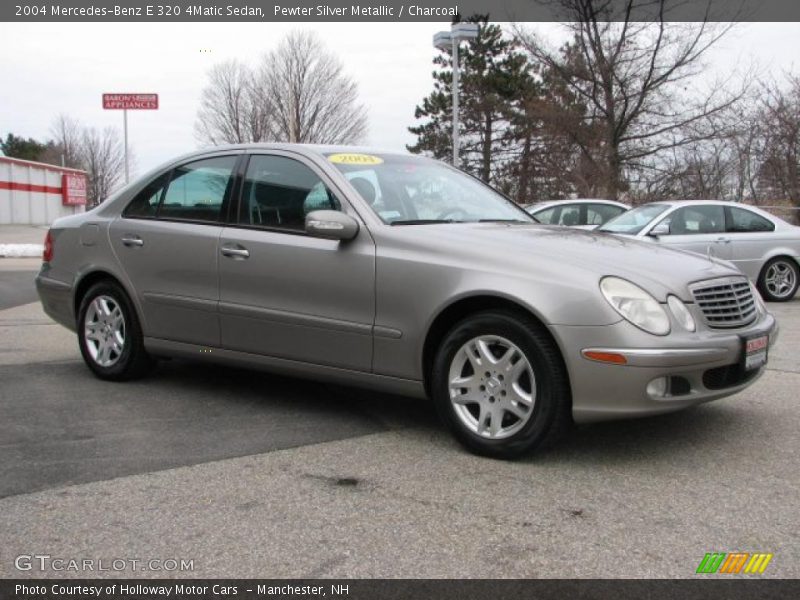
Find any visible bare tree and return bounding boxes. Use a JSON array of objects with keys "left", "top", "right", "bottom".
[
  {"left": 81, "top": 127, "right": 125, "bottom": 206},
  {"left": 628, "top": 99, "right": 754, "bottom": 203},
  {"left": 515, "top": 0, "right": 747, "bottom": 199},
  {"left": 41, "top": 114, "right": 84, "bottom": 168},
  {"left": 723, "top": 101, "right": 764, "bottom": 203},
  {"left": 254, "top": 31, "right": 368, "bottom": 144},
  {"left": 195, "top": 60, "right": 267, "bottom": 145},
  {"left": 644, "top": 74, "right": 800, "bottom": 214},
  {"left": 195, "top": 32, "right": 368, "bottom": 147},
  {"left": 36, "top": 115, "right": 127, "bottom": 205},
  {"left": 758, "top": 74, "right": 800, "bottom": 221}
]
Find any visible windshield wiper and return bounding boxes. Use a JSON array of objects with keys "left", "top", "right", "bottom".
[{"left": 390, "top": 219, "right": 459, "bottom": 225}]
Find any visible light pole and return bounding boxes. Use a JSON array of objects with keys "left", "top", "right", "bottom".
[
  {"left": 123, "top": 108, "right": 129, "bottom": 184},
  {"left": 433, "top": 22, "right": 479, "bottom": 168}
]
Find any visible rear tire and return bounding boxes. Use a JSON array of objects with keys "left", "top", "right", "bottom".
[
  {"left": 431, "top": 310, "right": 572, "bottom": 459},
  {"left": 758, "top": 257, "right": 799, "bottom": 302},
  {"left": 77, "top": 281, "right": 154, "bottom": 381}
]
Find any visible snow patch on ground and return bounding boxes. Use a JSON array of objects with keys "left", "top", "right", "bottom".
[{"left": 0, "top": 244, "right": 44, "bottom": 258}]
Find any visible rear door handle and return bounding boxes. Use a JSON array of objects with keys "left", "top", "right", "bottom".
[
  {"left": 220, "top": 244, "right": 250, "bottom": 259},
  {"left": 121, "top": 235, "right": 144, "bottom": 247},
  {"left": 716, "top": 237, "right": 731, "bottom": 244}
]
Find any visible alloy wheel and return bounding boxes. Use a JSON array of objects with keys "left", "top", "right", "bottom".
[
  {"left": 448, "top": 335, "right": 536, "bottom": 440},
  {"left": 765, "top": 261, "right": 797, "bottom": 300},
  {"left": 83, "top": 295, "right": 126, "bottom": 367}
]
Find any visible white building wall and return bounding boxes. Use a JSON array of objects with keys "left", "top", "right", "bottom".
[{"left": 0, "top": 157, "right": 87, "bottom": 225}]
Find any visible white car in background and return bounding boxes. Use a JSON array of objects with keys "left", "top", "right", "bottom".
[
  {"left": 599, "top": 200, "right": 800, "bottom": 302},
  {"left": 525, "top": 199, "right": 630, "bottom": 229}
]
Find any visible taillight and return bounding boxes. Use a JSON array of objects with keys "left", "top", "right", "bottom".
[{"left": 43, "top": 230, "right": 53, "bottom": 263}]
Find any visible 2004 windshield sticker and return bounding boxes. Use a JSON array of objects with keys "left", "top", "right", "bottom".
[{"left": 327, "top": 153, "right": 384, "bottom": 165}]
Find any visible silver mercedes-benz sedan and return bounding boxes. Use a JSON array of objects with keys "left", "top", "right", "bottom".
[
  {"left": 36, "top": 145, "right": 778, "bottom": 458},
  {"left": 599, "top": 200, "right": 800, "bottom": 302}
]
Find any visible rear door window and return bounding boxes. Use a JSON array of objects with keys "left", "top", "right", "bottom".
[
  {"left": 557, "top": 204, "right": 581, "bottom": 226},
  {"left": 534, "top": 207, "right": 557, "bottom": 224},
  {"left": 726, "top": 207, "right": 775, "bottom": 232},
  {"left": 159, "top": 156, "right": 237, "bottom": 223},
  {"left": 123, "top": 173, "right": 169, "bottom": 218},
  {"left": 123, "top": 156, "right": 236, "bottom": 223},
  {"left": 588, "top": 204, "right": 626, "bottom": 225}
]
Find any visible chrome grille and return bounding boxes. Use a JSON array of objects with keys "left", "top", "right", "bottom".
[{"left": 690, "top": 277, "right": 757, "bottom": 329}]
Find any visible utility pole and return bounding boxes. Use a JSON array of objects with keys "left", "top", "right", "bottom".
[{"left": 123, "top": 109, "right": 129, "bottom": 184}]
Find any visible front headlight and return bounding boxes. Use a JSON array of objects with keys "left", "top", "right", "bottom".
[{"left": 600, "top": 277, "right": 671, "bottom": 336}]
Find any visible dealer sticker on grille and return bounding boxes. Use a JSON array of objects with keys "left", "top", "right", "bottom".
[{"left": 744, "top": 335, "right": 769, "bottom": 371}]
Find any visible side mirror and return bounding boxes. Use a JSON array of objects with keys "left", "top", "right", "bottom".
[
  {"left": 649, "top": 221, "right": 670, "bottom": 237},
  {"left": 305, "top": 210, "right": 359, "bottom": 241}
]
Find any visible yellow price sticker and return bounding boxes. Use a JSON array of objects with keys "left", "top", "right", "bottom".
[{"left": 327, "top": 153, "right": 384, "bottom": 165}]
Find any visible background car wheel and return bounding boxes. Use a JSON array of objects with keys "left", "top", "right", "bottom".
[
  {"left": 431, "top": 310, "right": 571, "bottom": 459},
  {"left": 77, "top": 281, "right": 154, "bottom": 381},
  {"left": 758, "top": 257, "right": 799, "bottom": 302}
]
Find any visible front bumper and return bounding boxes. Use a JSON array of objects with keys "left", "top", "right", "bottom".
[{"left": 552, "top": 312, "right": 778, "bottom": 423}]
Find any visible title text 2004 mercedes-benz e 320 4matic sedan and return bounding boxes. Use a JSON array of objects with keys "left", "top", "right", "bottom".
[{"left": 36, "top": 145, "right": 778, "bottom": 458}]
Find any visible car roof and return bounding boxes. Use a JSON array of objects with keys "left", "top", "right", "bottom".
[
  {"left": 192, "top": 143, "right": 412, "bottom": 159},
  {"left": 528, "top": 199, "right": 630, "bottom": 211},
  {"left": 646, "top": 199, "right": 782, "bottom": 215},
  {"left": 648, "top": 199, "right": 779, "bottom": 208}
]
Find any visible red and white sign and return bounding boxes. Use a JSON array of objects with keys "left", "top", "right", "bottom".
[
  {"left": 62, "top": 173, "right": 88, "bottom": 206},
  {"left": 102, "top": 93, "right": 159, "bottom": 110}
]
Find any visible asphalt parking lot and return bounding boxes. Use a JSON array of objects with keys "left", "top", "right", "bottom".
[{"left": 0, "top": 259, "right": 798, "bottom": 579}]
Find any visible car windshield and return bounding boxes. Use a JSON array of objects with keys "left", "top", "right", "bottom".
[
  {"left": 598, "top": 204, "right": 671, "bottom": 235},
  {"left": 324, "top": 152, "right": 533, "bottom": 225}
]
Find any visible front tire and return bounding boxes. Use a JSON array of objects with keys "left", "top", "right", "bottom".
[
  {"left": 431, "top": 310, "right": 571, "bottom": 459},
  {"left": 77, "top": 281, "right": 154, "bottom": 380},
  {"left": 758, "top": 257, "right": 799, "bottom": 302}
]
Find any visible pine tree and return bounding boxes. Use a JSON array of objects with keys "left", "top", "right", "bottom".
[
  {"left": 408, "top": 17, "right": 532, "bottom": 187},
  {"left": 0, "top": 133, "right": 46, "bottom": 161}
]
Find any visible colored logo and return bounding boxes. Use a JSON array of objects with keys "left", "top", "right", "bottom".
[{"left": 696, "top": 552, "right": 773, "bottom": 574}]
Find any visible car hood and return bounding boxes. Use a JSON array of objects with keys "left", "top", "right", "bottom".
[{"left": 395, "top": 222, "right": 743, "bottom": 301}]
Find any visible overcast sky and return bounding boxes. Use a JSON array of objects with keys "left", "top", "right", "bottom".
[{"left": 1, "top": 22, "right": 798, "bottom": 176}]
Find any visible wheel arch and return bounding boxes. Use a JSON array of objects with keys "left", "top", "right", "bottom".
[
  {"left": 760, "top": 252, "right": 800, "bottom": 270},
  {"left": 421, "top": 294, "right": 570, "bottom": 399},
  {"left": 757, "top": 253, "right": 800, "bottom": 283},
  {"left": 73, "top": 269, "right": 138, "bottom": 320}
]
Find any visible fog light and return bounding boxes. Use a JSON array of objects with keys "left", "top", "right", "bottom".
[{"left": 647, "top": 377, "right": 669, "bottom": 398}]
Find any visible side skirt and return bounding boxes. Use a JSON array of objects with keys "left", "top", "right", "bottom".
[{"left": 143, "top": 337, "right": 427, "bottom": 399}]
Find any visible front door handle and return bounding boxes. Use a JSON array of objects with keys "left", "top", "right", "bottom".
[
  {"left": 715, "top": 237, "right": 731, "bottom": 244},
  {"left": 220, "top": 244, "right": 250, "bottom": 259},
  {"left": 121, "top": 235, "right": 144, "bottom": 247}
]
